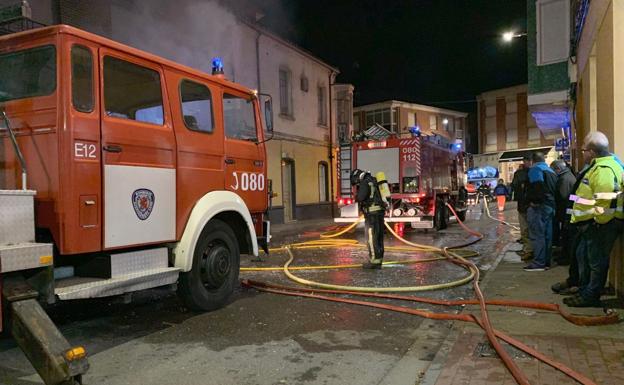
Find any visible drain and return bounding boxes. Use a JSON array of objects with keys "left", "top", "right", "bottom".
[{"left": 473, "top": 341, "right": 533, "bottom": 360}]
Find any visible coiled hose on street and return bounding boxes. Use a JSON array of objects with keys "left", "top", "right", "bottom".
[{"left": 241, "top": 204, "right": 617, "bottom": 385}]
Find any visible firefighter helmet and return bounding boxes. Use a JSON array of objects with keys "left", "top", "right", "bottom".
[
  {"left": 350, "top": 169, "right": 364, "bottom": 185},
  {"left": 350, "top": 169, "right": 371, "bottom": 185}
]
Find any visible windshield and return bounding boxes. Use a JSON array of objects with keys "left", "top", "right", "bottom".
[{"left": 0, "top": 45, "right": 56, "bottom": 103}]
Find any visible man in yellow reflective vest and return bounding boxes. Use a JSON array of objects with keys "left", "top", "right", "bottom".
[{"left": 563, "top": 132, "right": 624, "bottom": 307}]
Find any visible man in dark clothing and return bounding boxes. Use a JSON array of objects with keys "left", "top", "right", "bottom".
[
  {"left": 551, "top": 161, "right": 591, "bottom": 295},
  {"left": 511, "top": 156, "right": 532, "bottom": 259},
  {"left": 524, "top": 152, "right": 558, "bottom": 271},
  {"left": 351, "top": 169, "right": 386, "bottom": 269},
  {"left": 550, "top": 160, "right": 576, "bottom": 264}
]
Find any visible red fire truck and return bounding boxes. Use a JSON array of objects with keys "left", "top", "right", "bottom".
[
  {"left": 336, "top": 133, "right": 467, "bottom": 230},
  {"left": 0, "top": 25, "right": 272, "bottom": 384}
]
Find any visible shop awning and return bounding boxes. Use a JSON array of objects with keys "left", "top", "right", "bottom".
[{"left": 498, "top": 146, "right": 553, "bottom": 162}]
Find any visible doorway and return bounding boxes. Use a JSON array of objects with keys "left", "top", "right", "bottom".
[{"left": 281, "top": 158, "right": 296, "bottom": 222}]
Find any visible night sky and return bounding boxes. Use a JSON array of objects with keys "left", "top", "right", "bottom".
[{"left": 247, "top": 0, "right": 528, "bottom": 112}]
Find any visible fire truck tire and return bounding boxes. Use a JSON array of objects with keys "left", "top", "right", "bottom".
[
  {"left": 178, "top": 219, "right": 240, "bottom": 311},
  {"left": 434, "top": 200, "right": 448, "bottom": 231}
]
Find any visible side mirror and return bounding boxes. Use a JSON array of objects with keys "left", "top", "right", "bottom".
[
  {"left": 260, "top": 93, "right": 273, "bottom": 132},
  {"left": 264, "top": 99, "right": 273, "bottom": 132}
]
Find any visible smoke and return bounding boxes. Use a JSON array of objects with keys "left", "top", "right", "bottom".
[{"left": 108, "top": 0, "right": 248, "bottom": 85}]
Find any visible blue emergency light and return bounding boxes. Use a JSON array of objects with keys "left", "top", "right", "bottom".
[
  {"left": 409, "top": 125, "right": 421, "bottom": 137},
  {"left": 212, "top": 57, "right": 224, "bottom": 75}
]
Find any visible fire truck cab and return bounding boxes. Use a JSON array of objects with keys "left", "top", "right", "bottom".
[
  {"left": 337, "top": 133, "right": 467, "bottom": 230},
  {"left": 0, "top": 25, "right": 271, "bottom": 384}
]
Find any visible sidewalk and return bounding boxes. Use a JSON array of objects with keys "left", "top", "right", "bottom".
[{"left": 423, "top": 241, "right": 624, "bottom": 385}]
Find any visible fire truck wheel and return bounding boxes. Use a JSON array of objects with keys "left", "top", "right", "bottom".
[
  {"left": 178, "top": 219, "right": 240, "bottom": 311},
  {"left": 434, "top": 200, "right": 448, "bottom": 231}
]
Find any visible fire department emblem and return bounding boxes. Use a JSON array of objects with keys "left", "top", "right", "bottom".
[{"left": 132, "top": 189, "right": 155, "bottom": 220}]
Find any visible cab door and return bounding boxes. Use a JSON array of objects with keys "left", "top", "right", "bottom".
[
  {"left": 99, "top": 49, "right": 176, "bottom": 249},
  {"left": 221, "top": 90, "right": 267, "bottom": 213},
  {"left": 165, "top": 73, "right": 225, "bottom": 238}
]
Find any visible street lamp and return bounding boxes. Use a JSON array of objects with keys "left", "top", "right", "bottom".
[{"left": 502, "top": 31, "right": 527, "bottom": 43}]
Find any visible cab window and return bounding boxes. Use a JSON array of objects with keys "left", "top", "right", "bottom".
[
  {"left": 223, "top": 93, "right": 257, "bottom": 141},
  {"left": 0, "top": 45, "right": 56, "bottom": 102},
  {"left": 71, "top": 45, "right": 93, "bottom": 112},
  {"left": 180, "top": 80, "right": 213, "bottom": 133},
  {"left": 103, "top": 56, "right": 164, "bottom": 125}
]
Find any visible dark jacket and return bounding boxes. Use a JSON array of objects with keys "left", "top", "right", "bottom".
[
  {"left": 526, "top": 162, "right": 557, "bottom": 208},
  {"left": 554, "top": 168, "right": 576, "bottom": 219},
  {"left": 493, "top": 184, "right": 508, "bottom": 196},
  {"left": 511, "top": 167, "right": 529, "bottom": 212}
]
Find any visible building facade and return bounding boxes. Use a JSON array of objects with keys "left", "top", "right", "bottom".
[
  {"left": 0, "top": 0, "right": 351, "bottom": 224},
  {"left": 476, "top": 85, "right": 557, "bottom": 183},
  {"left": 567, "top": 0, "right": 624, "bottom": 299},
  {"left": 525, "top": 0, "right": 624, "bottom": 296},
  {"left": 353, "top": 100, "right": 467, "bottom": 147}
]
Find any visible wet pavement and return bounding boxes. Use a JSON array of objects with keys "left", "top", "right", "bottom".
[{"left": 0, "top": 204, "right": 515, "bottom": 385}]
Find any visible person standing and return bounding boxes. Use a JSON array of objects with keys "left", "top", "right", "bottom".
[
  {"left": 523, "top": 152, "right": 557, "bottom": 271},
  {"left": 550, "top": 160, "right": 577, "bottom": 264},
  {"left": 493, "top": 178, "right": 509, "bottom": 211},
  {"left": 511, "top": 156, "right": 533, "bottom": 259},
  {"left": 563, "top": 132, "right": 624, "bottom": 307},
  {"left": 351, "top": 169, "right": 386, "bottom": 269}
]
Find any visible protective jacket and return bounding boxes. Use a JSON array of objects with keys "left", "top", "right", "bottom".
[
  {"left": 355, "top": 174, "right": 385, "bottom": 214},
  {"left": 569, "top": 156, "right": 624, "bottom": 224}
]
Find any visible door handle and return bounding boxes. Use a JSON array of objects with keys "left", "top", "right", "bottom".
[
  {"left": 225, "top": 158, "right": 236, "bottom": 164},
  {"left": 103, "top": 145, "right": 123, "bottom": 153}
]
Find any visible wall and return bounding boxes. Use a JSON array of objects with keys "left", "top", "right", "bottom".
[{"left": 575, "top": 0, "right": 624, "bottom": 297}]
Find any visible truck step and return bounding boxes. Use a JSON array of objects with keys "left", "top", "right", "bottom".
[
  {"left": 74, "top": 247, "right": 168, "bottom": 279},
  {"left": 55, "top": 267, "right": 180, "bottom": 300},
  {"left": 0, "top": 242, "right": 53, "bottom": 273},
  {"left": 0, "top": 189, "right": 36, "bottom": 244}
]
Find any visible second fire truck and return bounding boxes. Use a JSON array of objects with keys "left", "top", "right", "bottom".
[{"left": 336, "top": 131, "right": 468, "bottom": 230}]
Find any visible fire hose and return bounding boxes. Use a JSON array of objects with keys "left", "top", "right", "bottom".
[{"left": 240, "top": 203, "right": 617, "bottom": 384}]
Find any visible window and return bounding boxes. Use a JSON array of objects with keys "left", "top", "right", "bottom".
[
  {"left": 0, "top": 45, "right": 56, "bottom": 103},
  {"left": 536, "top": 0, "right": 570, "bottom": 65},
  {"left": 71, "top": 45, "right": 93, "bottom": 113},
  {"left": 103, "top": 56, "right": 164, "bottom": 125},
  {"left": 317, "top": 86, "right": 327, "bottom": 126},
  {"left": 300, "top": 75, "right": 308, "bottom": 92},
  {"left": 429, "top": 115, "right": 437, "bottom": 130},
  {"left": 318, "top": 162, "right": 328, "bottom": 201},
  {"left": 279, "top": 68, "right": 292, "bottom": 116},
  {"left": 364, "top": 108, "right": 396, "bottom": 132},
  {"left": 223, "top": 93, "right": 257, "bottom": 141},
  {"left": 180, "top": 80, "right": 213, "bottom": 133}
]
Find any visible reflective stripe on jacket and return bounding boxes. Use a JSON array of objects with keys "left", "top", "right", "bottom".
[{"left": 570, "top": 156, "right": 624, "bottom": 224}]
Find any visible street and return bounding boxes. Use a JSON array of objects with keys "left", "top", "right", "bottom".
[{"left": 0, "top": 207, "right": 512, "bottom": 385}]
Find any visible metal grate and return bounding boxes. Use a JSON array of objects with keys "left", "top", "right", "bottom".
[
  {"left": 0, "top": 17, "right": 45, "bottom": 36},
  {"left": 473, "top": 341, "right": 533, "bottom": 360}
]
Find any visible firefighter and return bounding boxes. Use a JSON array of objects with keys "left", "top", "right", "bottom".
[
  {"left": 351, "top": 169, "right": 386, "bottom": 269},
  {"left": 563, "top": 132, "right": 624, "bottom": 307}
]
